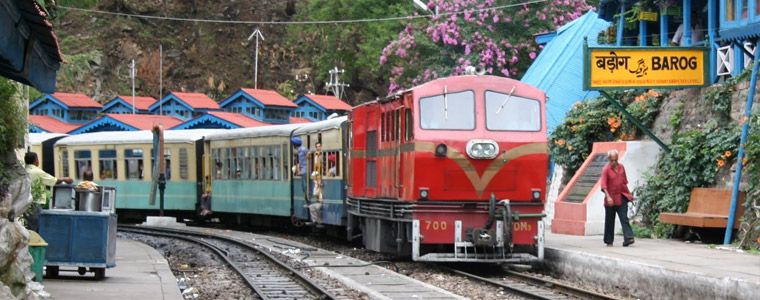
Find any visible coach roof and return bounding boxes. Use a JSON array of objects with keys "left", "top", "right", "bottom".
[
  {"left": 205, "top": 123, "right": 303, "bottom": 141},
  {"left": 29, "top": 133, "right": 68, "bottom": 145},
  {"left": 56, "top": 129, "right": 221, "bottom": 146},
  {"left": 293, "top": 116, "right": 347, "bottom": 135}
]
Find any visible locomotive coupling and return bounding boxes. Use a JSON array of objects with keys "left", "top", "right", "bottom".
[{"left": 466, "top": 228, "right": 495, "bottom": 247}]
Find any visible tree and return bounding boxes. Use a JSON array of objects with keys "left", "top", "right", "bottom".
[
  {"left": 287, "top": 0, "right": 416, "bottom": 101},
  {"left": 380, "top": 0, "right": 591, "bottom": 93}
]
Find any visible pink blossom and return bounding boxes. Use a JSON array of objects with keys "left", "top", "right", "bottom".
[{"left": 529, "top": 52, "right": 537, "bottom": 59}]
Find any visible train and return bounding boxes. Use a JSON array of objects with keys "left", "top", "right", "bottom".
[{"left": 34, "top": 74, "right": 549, "bottom": 263}]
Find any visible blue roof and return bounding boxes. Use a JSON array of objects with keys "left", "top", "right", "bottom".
[{"left": 521, "top": 11, "right": 610, "bottom": 133}]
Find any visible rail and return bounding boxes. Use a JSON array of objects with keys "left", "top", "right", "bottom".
[
  {"left": 445, "top": 267, "right": 619, "bottom": 300},
  {"left": 119, "top": 225, "right": 337, "bottom": 300}
]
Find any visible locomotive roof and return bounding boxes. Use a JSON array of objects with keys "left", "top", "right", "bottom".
[
  {"left": 292, "top": 116, "right": 347, "bottom": 135},
  {"left": 29, "top": 133, "right": 68, "bottom": 145},
  {"left": 56, "top": 129, "right": 221, "bottom": 146},
  {"left": 205, "top": 123, "right": 303, "bottom": 141}
]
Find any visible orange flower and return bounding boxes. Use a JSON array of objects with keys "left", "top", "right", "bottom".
[
  {"left": 717, "top": 159, "right": 726, "bottom": 168},
  {"left": 554, "top": 139, "right": 566, "bottom": 146},
  {"left": 724, "top": 151, "right": 732, "bottom": 158},
  {"left": 647, "top": 90, "right": 660, "bottom": 97}
]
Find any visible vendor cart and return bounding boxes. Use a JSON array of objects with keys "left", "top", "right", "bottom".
[{"left": 38, "top": 185, "right": 117, "bottom": 279}]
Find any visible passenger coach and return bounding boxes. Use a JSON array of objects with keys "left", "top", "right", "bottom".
[
  {"left": 53, "top": 130, "right": 217, "bottom": 220},
  {"left": 347, "top": 74, "right": 548, "bottom": 262}
]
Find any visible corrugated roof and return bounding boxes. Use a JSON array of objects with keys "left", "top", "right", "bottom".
[
  {"left": 51, "top": 92, "right": 102, "bottom": 108},
  {"left": 114, "top": 96, "right": 158, "bottom": 111},
  {"left": 521, "top": 11, "right": 610, "bottom": 132},
  {"left": 240, "top": 88, "right": 297, "bottom": 107},
  {"left": 171, "top": 92, "right": 220, "bottom": 109},
  {"left": 303, "top": 94, "right": 352, "bottom": 111},
  {"left": 206, "top": 123, "right": 302, "bottom": 141},
  {"left": 29, "top": 133, "right": 68, "bottom": 145},
  {"left": 57, "top": 129, "right": 221, "bottom": 146},
  {"left": 28, "top": 115, "right": 81, "bottom": 133},
  {"left": 208, "top": 112, "right": 270, "bottom": 128},
  {"left": 293, "top": 116, "right": 347, "bottom": 135},
  {"left": 106, "top": 114, "right": 183, "bottom": 130},
  {"left": 289, "top": 117, "right": 312, "bottom": 124}
]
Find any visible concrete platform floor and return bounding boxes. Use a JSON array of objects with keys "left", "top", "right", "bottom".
[
  {"left": 42, "top": 238, "right": 182, "bottom": 300},
  {"left": 545, "top": 232, "right": 760, "bottom": 299}
]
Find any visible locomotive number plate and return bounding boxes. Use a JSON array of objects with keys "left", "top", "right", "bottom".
[{"left": 424, "top": 220, "right": 448, "bottom": 231}]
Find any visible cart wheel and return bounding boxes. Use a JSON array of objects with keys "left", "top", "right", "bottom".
[
  {"left": 46, "top": 266, "right": 59, "bottom": 278},
  {"left": 93, "top": 268, "right": 106, "bottom": 280},
  {"left": 78, "top": 267, "right": 87, "bottom": 275}
]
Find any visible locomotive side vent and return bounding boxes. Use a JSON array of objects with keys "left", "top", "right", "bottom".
[{"left": 466, "top": 139, "right": 499, "bottom": 159}]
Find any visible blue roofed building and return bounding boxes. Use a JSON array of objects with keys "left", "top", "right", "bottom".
[
  {"left": 521, "top": 11, "right": 611, "bottom": 132},
  {"left": 29, "top": 92, "right": 103, "bottom": 124},
  {"left": 291, "top": 94, "right": 352, "bottom": 122},
  {"left": 149, "top": 91, "right": 221, "bottom": 120},
  {"left": 219, "top": 88, "right": 296, "bottom": 124},
  {"left": 101, "top": 95, "right": 157, "bottom": 114}
]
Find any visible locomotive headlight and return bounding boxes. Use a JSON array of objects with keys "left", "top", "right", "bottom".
[
  {"left": 466, "top": 139, "right": 499, "bottom": 159},
  {"left": 419, "top": 188, "right": 429, "bottom": 200},
  {"left": 531, "top": 189, "right": 541, "bottom": 202}
]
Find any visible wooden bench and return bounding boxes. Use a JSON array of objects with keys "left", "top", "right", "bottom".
[{"left": 659, "top": 188, "right": 745, "bottom": 229}]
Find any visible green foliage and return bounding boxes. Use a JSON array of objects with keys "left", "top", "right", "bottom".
[
  {"left": 0, "top": 78, "right": 24, "bottom": 153},
  {"left": 632, "top": 223, "right": 653, "bottom": 238},
  {"left": 635, "top": 123, "right": 741, "bottom": 227},
  {"left": 704, "top": 69, "right": 752, "bottom": 120},
  {"left": 56, "top": 50, "right": 102, "bottom": 91},
  {"left": 669, "top": 99, "right": 685, "bottom": 130},
  {"left": 739, "top": 112, "right": 759, "bottom": 249},
  {"left": 549, "top": 89, "right": 666, "bottom": 177},
  {"left": 287, "top": 0, "right": 414, "bottom": 96}
]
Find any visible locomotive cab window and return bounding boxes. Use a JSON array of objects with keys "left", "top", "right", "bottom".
[
  {"left": 485, "top": 91, "right": 541, "bottom": 131},
  {"left": 419, "top": 90, "right": 475, "bottom": 130}
]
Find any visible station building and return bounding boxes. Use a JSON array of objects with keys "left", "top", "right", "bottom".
[
  {"left": 172, "top": 111, "right": 270, "bottom": 129},
  {"left": 291, "top": 94, "right": 352, "bottom": 121},
  {"left": 101, "top": 96, "right": 157, "bottom": 114},
  {"left": 29, "top": 92, "right": 101, "bottom": 124},
  {"left": 148, "top": 91, "right": 221, "bottom": 120},
  {"left": 70, "top": 114, "right": 182, "bottom": 134},
  {"left": 219, "top": 88, "right": 296, "bottom": 124}
]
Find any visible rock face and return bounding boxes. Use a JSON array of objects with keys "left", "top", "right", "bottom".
[{"left": 0, "top": 150, "right": 41, "bottom": 300}]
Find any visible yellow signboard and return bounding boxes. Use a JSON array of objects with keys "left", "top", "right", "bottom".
[
  {"left": 585, "top": 47, "right": 708, "bottom": 90},
  {"left": 639, "top": 11, "right": 658, "bottom": 22}
]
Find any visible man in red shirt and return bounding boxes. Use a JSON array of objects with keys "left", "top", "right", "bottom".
[{"left": 600, "top": 150, "right": 635, "bottom": 247}]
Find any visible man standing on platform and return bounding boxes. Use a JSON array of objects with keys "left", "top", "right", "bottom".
[
  {"left": 600, "top": 150, "right": 635, "bottom": 247},
  {"left": 24, "top": 152, "right": 72, "bottom": 229}
]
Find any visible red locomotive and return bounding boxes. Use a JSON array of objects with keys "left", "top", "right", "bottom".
[{"left": 347, "top": 74, "right": 548, "bottom": 262}]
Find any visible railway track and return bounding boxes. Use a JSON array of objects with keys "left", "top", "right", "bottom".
[
  {"left": 119, "top": 225, "right": 337, "bottom": 300},
  {"left": 446, "top": 267, "right": 620, "bottom": 300}
]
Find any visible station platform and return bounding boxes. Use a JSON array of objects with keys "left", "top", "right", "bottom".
[
  {"left": 43, "top": 238, "right": 182, "bottom": 300},
  {"left": 544, "top": 232, "right": 760, "bottom": 300}
]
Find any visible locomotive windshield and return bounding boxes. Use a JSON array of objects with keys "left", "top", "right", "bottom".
[
  {"left": 419, "top": 90, "right": 475, "bottom": 130},
  {"left": 485, "top": 91, "right": 541, "bottom": 131}
]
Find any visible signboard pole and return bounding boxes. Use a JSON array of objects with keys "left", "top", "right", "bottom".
[
  {"left": 600, "top": 91, "right": 670, "bottom": 152},
  {"left": 724, "top": 44, "right": 759, "bottom": 245}
]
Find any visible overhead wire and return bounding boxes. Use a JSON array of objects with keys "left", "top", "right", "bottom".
[{"left": 57, "top": 0, "right": 548, "bottom": 25}]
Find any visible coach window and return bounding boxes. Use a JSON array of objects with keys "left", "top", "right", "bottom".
[
  {"left": 61, "top": 150, "right": 70, "bottom": 178},
  {"left": 281, "top": 144, "right": 289, "bottom": 181},
  {"left": 272, "top": 145, "right": 281, "bottom": 181},
  {"left": 419, "top": 90, "right": 475, "bottom": 130},
  {"left": 98, "top": 150, "right": 117, "bottom": 180},
  {"left": 366, "top": 131, "right": 377, "bottom": 187},
  {"left": 485, "top": 91, "right": 541, "bottom": 131},
  {"left": 74, "top": 150, "right": 91, "bottom": 179},
  {"left": 394, "top": 109, "right": 400, "bottom": 141},
  {"left": 262, "top": 147, "right": 271, "bottom": 180},
  {"left": 151, "top": 148, "right": 172, "bottom": 180},
  {"left": 179, "top": 148, "right": 189, "bottom": 180},
  {"left": 125, "top": 149, "right": 144, "bottom": 180},
  {"left": 251, "top": 147, "right": 260, "bottom": 180}
]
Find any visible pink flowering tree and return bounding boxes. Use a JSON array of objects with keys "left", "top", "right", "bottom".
[{"left": 380, "top": 0, "right": 591, "bottom": 93}]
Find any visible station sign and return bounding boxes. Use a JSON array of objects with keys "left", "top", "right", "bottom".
[{"left": 584, "top": 46, "right": 708, "bottom": 90}]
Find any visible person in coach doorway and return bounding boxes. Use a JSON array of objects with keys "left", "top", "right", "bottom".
[{"left": 600, "top": 149, "right": 635, "bottom": 247}]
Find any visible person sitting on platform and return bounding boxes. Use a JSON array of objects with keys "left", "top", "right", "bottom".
[{"left": 76, "top": 170, "right": 99, "bottom": 191}]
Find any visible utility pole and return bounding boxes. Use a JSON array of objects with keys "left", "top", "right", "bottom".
[
  {"left": 130, "top": 59, "right": 136, "bottom": 114},
  {"left": 325, "top": 66, "right": 349, "bottom": 100},
  {"left": 248, "top": 28, "right": 265, "bottom": 89},
  {"left": 159, "top": 44, "right": 163, "bottom": 115}
]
